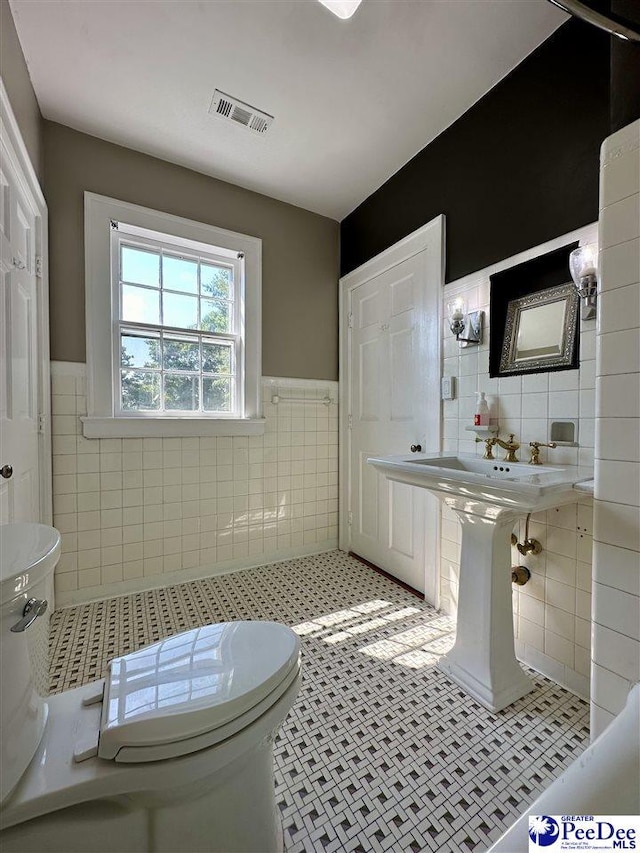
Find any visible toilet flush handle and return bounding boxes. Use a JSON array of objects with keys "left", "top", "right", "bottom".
[{"left": 10, "top": 597, "right": 48, "bottom": 633}]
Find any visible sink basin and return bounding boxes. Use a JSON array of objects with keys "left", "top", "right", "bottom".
[
  {"left": 367, "top": 452, "right": 593, "bottom": 514},
  {"left": 367, "top": 452, "right": 593, "bottom": 712}
]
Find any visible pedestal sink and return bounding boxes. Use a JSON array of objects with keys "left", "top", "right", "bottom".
[{"left": 367, "top": 453, "right": 593, "bottom": 712}]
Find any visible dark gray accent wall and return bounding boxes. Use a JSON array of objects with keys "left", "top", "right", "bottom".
[
  {"left": 43, "top": 122, "right": 339, "bottom": 380},
  {"left": 0, "top": 0, "right": 43, "bottom": 179},
  {"left": 340, "top": 20, "right": 612, "bottom": 283}
]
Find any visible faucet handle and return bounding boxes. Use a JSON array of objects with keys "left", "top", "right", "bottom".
[
  {"left": 475, "top": 435, "right": 497, "bottom": 460},
  {"left": 528, "top": 441, "right": 557, "bottom": 465}
]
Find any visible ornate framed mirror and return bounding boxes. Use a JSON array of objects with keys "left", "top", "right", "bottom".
[
  {"left": 499, "top": 283, "right": 579, "bottom": 374},
  {"left": 489, "top": 242, "right": 580, "bottom": 378}
]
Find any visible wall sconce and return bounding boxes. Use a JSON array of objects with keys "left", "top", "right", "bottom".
[
  {"left": 569, "top": 243, "right": 598, "bottom": 320},
  {"left": 447, "top": 297, "right": 483, "bottom": 347}
]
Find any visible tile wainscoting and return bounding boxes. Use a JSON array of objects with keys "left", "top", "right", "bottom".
[
  {"left": 439, "top": 225, "right": 598, "bottom": 700},
  {"left": 51, "top": 363, "right": 339, "bottom": 607},
  {"left": 592, "top": 119, "right": 640, "bottom": 736}
]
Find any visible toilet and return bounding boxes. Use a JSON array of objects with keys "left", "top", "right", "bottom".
[{"left": 0, "top": 523, "right": 302, "bottom": 853}]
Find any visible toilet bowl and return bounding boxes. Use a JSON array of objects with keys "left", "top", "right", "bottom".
[
  {"left": 1, "top": 523, "right": 59, "bottom": 804},
  {"left": 0, "top": 523, "right": 301, "bottom": 853}
]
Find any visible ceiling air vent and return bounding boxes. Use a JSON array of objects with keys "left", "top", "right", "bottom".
[{"left": 209, "top": 90, "right": 274, "bottom": 136}]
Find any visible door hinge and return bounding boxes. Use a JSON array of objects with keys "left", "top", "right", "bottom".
[
  {"left": 35, "top": 256, "right": 43, "bottom": 278},
  {"left": 38, "top": 414, "right": 46, "bottom": 434},
  {"left": 348, "top": 414, "right": 352, "bottom": 430},
  {"left": 348, "top": 313, "right": 353, "bottom": 329},
  {"left": 348, "top": 511, "right": 353, "bottom": 526}
]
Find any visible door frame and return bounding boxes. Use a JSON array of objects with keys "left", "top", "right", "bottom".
[
  {"left": 0, "top": 78, "right": 52, "bottom": 524},
  {"left": 339, "top": 216, "right": 445, "bottom": 603}
]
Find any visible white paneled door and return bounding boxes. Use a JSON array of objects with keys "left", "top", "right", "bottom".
[
  {"left": 342, "top": 218, "right": 443, "bottom": 600},
  {"left": 0, "top": 128, "right": 40, "bottom": 523}
]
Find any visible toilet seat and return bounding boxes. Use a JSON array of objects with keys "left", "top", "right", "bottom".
[
  {"left": 97, "top": 620, "right": 300, "bottom": 762},
  {"left": 1, "top": 621, "right": 301, "bottom": 833}
]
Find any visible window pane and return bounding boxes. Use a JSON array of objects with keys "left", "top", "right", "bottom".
[
  {"left": 202, "top": 342, "right": 232, "bottom": 375},
  {"left": 163, "top": 337, "right": 200, "bottom": 372},
  {"left": 122, "top": 246, "right": 159, "bottom": 287},
  {"left": 164, "top": 374, "right": 200, "bottom": 410},
  {"left": 121, "top": 370, "right": 160, "bottom": 410},
  {"left": 121, "top": 333, "right": 160, "bottom": 368},
  {"left": 163, "top": 255, "right": 198, "bottom": 294},
  {"left": 163, "top": 292, "right": 198, "bottom": 330},
  {"left": 200, "top": 299, "right": 230, "bottom": 333},
  {"left": 201, "top": 264, "right": 232, "bottom": 300},
  {"left": 203, "top": 377, "right": 232, "bottom": 412},
  {"left": 122, "top": 285, "right": 160, "bottom": 324}
]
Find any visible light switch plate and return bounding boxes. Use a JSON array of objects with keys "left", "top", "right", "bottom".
[{"left": 441, "top": 376, "right": 456, "bottom": 401}]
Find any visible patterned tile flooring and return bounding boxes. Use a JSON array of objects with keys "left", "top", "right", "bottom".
[{"left": 50, "top": 551, "right": 590, "bottom": 852}]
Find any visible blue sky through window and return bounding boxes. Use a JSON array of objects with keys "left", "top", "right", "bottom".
[
  {"left": 121, "top": 245, "right": 232, "bottom": 331},
  {"left": 122, "top": 246, "right": 159, "bottom": 287}
]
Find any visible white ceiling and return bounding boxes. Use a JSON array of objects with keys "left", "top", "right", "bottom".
[{"left": 11, "top": 0, "right": 566, "bottom": 220}]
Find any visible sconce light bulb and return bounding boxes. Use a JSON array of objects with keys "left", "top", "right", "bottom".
[
  {"left": 569, "top": 244, "right": 598, "bottom": 287},
  {"left": 447, "top": 297, "right": 467, "bottom": 337},
  {"left": 448, "top": 297, "right": 465, "bottom": 322},
  {"left": 569, "top": 243, "right": 599, "bottom": 320}
]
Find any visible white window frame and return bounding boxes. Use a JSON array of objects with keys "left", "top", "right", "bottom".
[
  {"left": 112, "top": 224, "right": 244, "bottom": 419},
  {"left": 83, "top": 193, "right": 263, "bottom": 438}
]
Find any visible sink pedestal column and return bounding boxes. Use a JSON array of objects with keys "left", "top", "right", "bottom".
[{"left": 438, "top": 502, "right": 534, "bottom": 712}]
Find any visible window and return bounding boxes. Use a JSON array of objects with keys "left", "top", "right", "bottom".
[
  {"left": 83, "top": 194, "right": 263, "bottom": 437},
  {"left": 114, "top": 225, "right": 242, "bottom": 417}
]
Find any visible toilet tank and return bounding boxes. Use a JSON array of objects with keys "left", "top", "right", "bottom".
[{"left": 0, "top": 523, "right": 59, "bottom": 804}]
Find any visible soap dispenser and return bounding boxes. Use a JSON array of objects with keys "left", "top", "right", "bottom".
[{"left": 474, "top": 392, "right": 490, "bottom": 426}]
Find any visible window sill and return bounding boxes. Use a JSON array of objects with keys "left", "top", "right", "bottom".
[{"left": 81, "top": 416, "right": 266, "bottom": 439}]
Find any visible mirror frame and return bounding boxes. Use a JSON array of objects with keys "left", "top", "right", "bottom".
[
  {"left": 489, "top": 242, "right": 580, "bottom": 378},
  {"left": 499, "top": 282, "right": 579, "bottom": 375}
]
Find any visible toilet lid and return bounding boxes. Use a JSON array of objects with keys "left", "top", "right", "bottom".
[{"left": 98, "top": 621, "right": 300, "bottom": 760}]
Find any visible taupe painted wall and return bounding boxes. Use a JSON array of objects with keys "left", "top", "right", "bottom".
[
  {"left": 44, "top": 121, "right": 339, "bottom": 380},
  {"left": 0, "top": 0, "right": 43, "bottom": 179}
]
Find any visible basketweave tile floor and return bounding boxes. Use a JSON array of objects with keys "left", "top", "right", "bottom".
[{"left": 50, "top": 551, "right": 590, "bottom": 853}]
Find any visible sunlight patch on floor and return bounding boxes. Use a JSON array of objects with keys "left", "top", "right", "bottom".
[
  {"left": 343, "top": 617, "right": 389, "bottom": 635},
  {"left": 291, "top": 599, "right": 394, "bottom": 638},
  {"left": 359, "top": 612, "right": 456, "bottom": 669},
  {"left": 290, "top": 598, "right": 454, "bottom": 670},
  {"left": 381, "top": 606, "right": 422, "bottom": 622}
]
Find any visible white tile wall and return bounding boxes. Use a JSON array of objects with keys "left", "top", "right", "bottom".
[
  {"left": 51, "top": 364, "right": 339, "bottom": 606},
  {"left": 439, "top": 225, "right": 599, "bottom": 699},
  {"left": 591, "top": 118, "right": 640, "bottom": 737}
]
